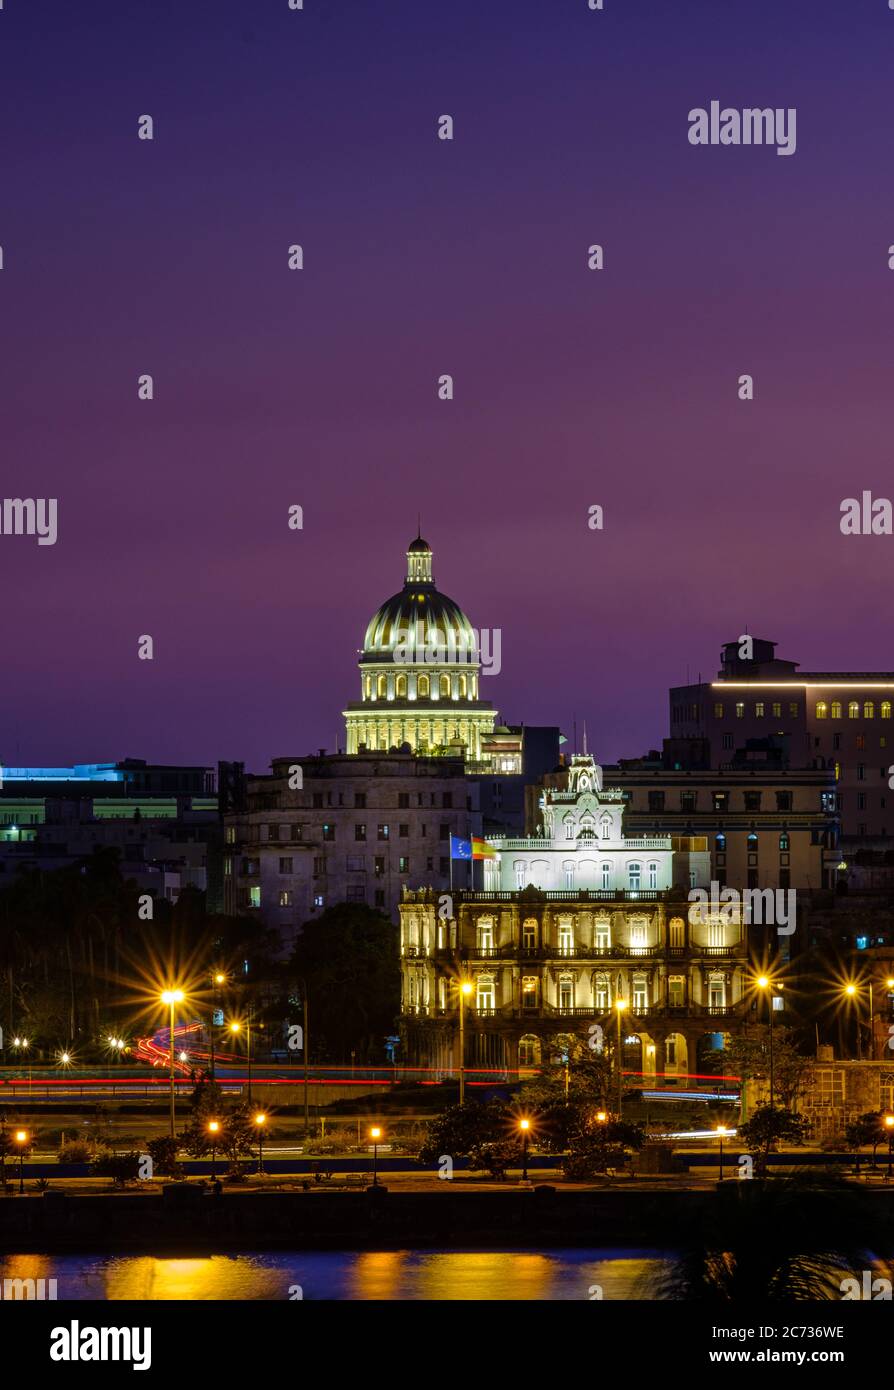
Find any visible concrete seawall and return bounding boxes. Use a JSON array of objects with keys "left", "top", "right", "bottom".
[{"left": 1, "top": 1184, "right": 891, "bottom": 1253}]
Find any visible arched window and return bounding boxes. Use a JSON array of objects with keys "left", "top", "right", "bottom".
[
  {"left": 815, "top": 701, "right": 827, "bottom": 719},
  {"left": 364, "top": 675, "right": 372, "bottom": 700},
  {"left": 579, "top": 814, "right": 595, "bottom": 838},
  {"left": 628, "top": 862, "right": 642, "bottom": 892},
  {"left": 600, "top": 861, "right": 611, "bottom": 891},
  {"left": 594, "top": 973, "right": 611, "bottom": 1010},
  {"left": 395, "top": 673, "right": 407, "bottom": 698},
  {"left": 459, "top": 673, "right": 467, "bottom": 698},
  {"left": 562, "top": 861, "right": 576, "bottom": 891},
  {"left": 882, "top": 701, "right": 892, "bottom": 720},
  {"left": 864, "top": 701, "right": 875, "bottom": 719},
  {"left": 647, "top": 861, "right": 658, "bottom": 889},
  {"left": 440, "top": 674, "right": 451, "bottom": 698},
  {"left": 831, "top": 700, "right": 842, "bottom": 719},
  {"left": 477, "top": 917, "right": 494, "bottom": 951},
  {"left": 747, "top": 832, "right": 758, "bottom": 848},
  {"left": 514, "top": 860, "right": 528, "bottom": 890},
  {"left": 377, "top": 674, "right": 387, "bottom": 698},
  {"left": 518, "top": 1034, "right": 539, "bottom": 1066},
  {"left": 715, "top": 833, "right": 726, "bottom": 852},
  {"left": 417, "top": 674, "right": 430, "bottom": 698},
  {"left": 476, "top": 975, "right": 495, "bottom": 1011},
  {"left": 564, "top": 814, "right": 575, "bottom": 841},
  {"left": 849, "top": 701, "right": 859, "bottom": 719},
  {"left": 600, "top": 814, "right": 612, "bottom": 841},
  {"left": 779, "top": 832, "right": 789, "bottom": 851}
]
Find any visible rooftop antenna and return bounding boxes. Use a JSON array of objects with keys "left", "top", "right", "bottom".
[
  {"left": 582, "top": 720, "right": 588, "bottom": 756},
  {"left": 572, "top": 712, "right": 577, "bottom": 754}
]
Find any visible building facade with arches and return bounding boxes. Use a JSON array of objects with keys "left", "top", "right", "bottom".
[{"left": 399, "top": 754, "right": 750, "bottom": 1079}]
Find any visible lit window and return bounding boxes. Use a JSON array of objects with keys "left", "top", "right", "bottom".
[
  {"left": 647, "top": 861, "right": 658, "bottom": 889},
  {"left": 849, "top": 701, "right": 859, "bottom": 718},
  {"left": 831, "top": 701, "right": 842, "bottom": 719},
  {"left": 713, "top": 702, "right": 724, "bottom": 718},
  {"left": 600, "top": 814, "right": 612, "bottom": 840},
  {"left": 864, "top": 702, "right": 875, "bottom": 719},
  {"left": 249, "top": 886, "right": 261, "bottom": 908},
  {"left": 735, "top": 702, "right": 744, "bottom": 718},
  {"left": 815, "top": 701, "right": 827, "bottom": 719},
  {"left": 601, "top": 862, "right": 611, "bottom": 890},
  {"left": 755, "top": 702, "right": 764, "bottom": 717},
  {"left": 789, "top": 702, "right": 798, "bottom": 717},
  {"left": 772, "top": 702, "right": 781, "bottom": 718},
  {"left": 628, "top": 863, "right": 641, "bottom": 892},
  {"left": 882, "top": 701, "right": 892, "bottom": 720}
]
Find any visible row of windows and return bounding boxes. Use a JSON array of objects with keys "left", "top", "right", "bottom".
[
  {"left": 646, "top": 790, "right": 795, "bottom": 812},
  {"left": 309, "top": 790, "right": 458, "bottom": 809},
  {"left": 714, "top": 701, "right": 798, "bottom": 719},
  {"left": 364, "top": 672, "right": 478, "bottom": 699},
  {"left": 422, "top": 972, "right": 730, "bottom": 1012},
  {"left": 322, "top": 822, "right": 452, "bottom": 842},
  {"left": 816, "top": 701, "right": 892, "bottom": 719}
]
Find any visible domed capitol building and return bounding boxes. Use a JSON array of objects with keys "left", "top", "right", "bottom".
[{"left": 343, "top": 535, "right": 500, "bottom": 764}]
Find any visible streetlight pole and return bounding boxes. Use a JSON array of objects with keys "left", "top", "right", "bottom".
[
  {"left": 520, "top": 1118, "right": 530, "bottom": 1182},
  {"left": 14, "top": 1129, "right": 28, "bottom": 1195},
  {"left": 615, "top": 999, "right": 627, "bottom": 1118},
  {"left": 885, "top": 1115, "right": 894, "bottom": 1182},
  {"left": 370, "top": 1125, "right": 381, "bottom": 1187},
  {"left": 161, "top": 989, "right": 184, "bottom": 1140},
  {"left": 458, "top": 980, "right": 472, "bottom": 1105},
  {"left": 716, "top": 1125, "right": 726, "bottom": 1182},
  {"left": 255, "top": 1113, "right": 266, "bottom": 1176}
]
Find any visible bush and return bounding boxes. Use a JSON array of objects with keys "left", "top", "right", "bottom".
[
  {"left": 224, "top": 1163, "right": 249, "bottom": 1184},
  {"left": 146, "top": 1136, "right": 180, "bottom": 1177},
  {"left": 90, "top": 1149, "right": 141, "bottom": 1187},
  {"left": 58, "top": 1140, "right": 93, "bottom": 1164}
]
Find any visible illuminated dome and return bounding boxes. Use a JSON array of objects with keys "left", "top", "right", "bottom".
[{"left": 361, "top": 536, "right": 476, "bottom": 664}]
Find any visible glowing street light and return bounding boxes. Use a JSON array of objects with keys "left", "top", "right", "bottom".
[
  {"left": 370, "top": 1125, "right": 383, "bottom": 1187},
  {"left": 207, "top": 1119, "right": 221, "bottom": 1180},
  {"left": 885, "top": 1114, "right": 894, "bottom": 1182},
  {"left": 254, "top": 1112, "right": 267, "bottom": 1175},
  {"left": 715, "top": 1124, "right": 729, "bottom": 1182},
  {"left": 615, "top": 999, "right": 627, "bottom": 1118},
  {"left": 519, "top": 1117, "right": 532, "bottom": 1182},
  {"left": 160, "top": 988, "right": 185, "bottom": 1139},
  {"left": 13, "top": 1128, "right": 29, "bottom": 1194},
  {"left": 458, "top": 979, "right": 474, "bottom": 1106}
]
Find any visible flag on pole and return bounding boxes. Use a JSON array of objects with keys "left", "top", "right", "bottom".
[
  {"left": 472, "top": 837, "right": 497, "bottom": 860},
  {"left": 450, "top": 835, "right": 472, "bottom": 860}
]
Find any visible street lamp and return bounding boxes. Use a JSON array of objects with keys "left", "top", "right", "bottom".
[
  {"left": 207, "top": 1119, "right": 220, "bottom": 1180},
  {"left": 716, "top": 1124, "right": 729, "bottom": 1182},
  {"left": 519, "top": 1117, "right": 531, "bottom": 1182},
  {"left": 842, "top": 982, "right": 863, "bottom": 1061},
  {"left": 595, "top": 1110, "right": 607, "bottom": 1124},
  {"left": 13, "top": 1128, "right": 29, "bottom": 1195},
  {"left": 615, "top": 999, "right": 627, "bottom": 1118},
  {"left": 160, "top": 989, "right": 185, "bottom": 1139},
  {"left": 210, "top": 970, "right": 227, "bottom": 1082},
  {"left": 756, "top": 976, "right": 777, "bottom": 1107},
  {"left": 254, "top": 1113, "right": 267, "bottom": 1175},
  {"left": 370, "top": 1125, "right": 382, "bottom": 1187},
  {"left": 458, "top": 980, "right": 473, "bottom": 1106},
  {"left": 229, "top": 1014, "right": 254, "bottom": 1105},
  {"left": 885, "top": 1114, "right": 894, "bottom": 1182}
]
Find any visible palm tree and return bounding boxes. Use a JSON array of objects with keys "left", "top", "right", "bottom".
[{"left": 645, "top": 1170, "right": 894, "bottom": 1300}]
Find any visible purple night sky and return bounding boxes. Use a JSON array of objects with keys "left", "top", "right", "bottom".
[{"left": 3, "top": 0, "right": 894, "bottom": 772}]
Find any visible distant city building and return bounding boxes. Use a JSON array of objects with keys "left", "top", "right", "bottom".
[
  {"left": 400, "top": 753, "right": 748, "bottom": 1075},
  {"left": 669, "top": 639, "right": 894, "bottom": 852},
  {"left": 605, "top": 741, "right": 839, "bottom": 892},
  {"left": 0, "top": 759, "right": 220, "bottom": 906},
  {"left": 224, "top": 752, "right": 481, "bottom": 947}
]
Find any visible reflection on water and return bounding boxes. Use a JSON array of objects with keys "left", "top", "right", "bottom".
[{"left": 0, "top": 1250, "right": 671, "bottom": 1301}]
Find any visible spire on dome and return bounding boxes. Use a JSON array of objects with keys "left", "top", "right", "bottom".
[{"left": 406, "top": 533, "right": 433, "bottom": 584}]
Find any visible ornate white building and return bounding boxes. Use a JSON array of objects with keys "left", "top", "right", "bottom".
[
  {"left": 483, "top": 752, "right": 706, "bottom": 894},
  {"left": 343, "top": 535, "right": 498, "bottom": 762},
  {"left": 400, "top": 753, "right": 748, "bottom": 1079}
]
